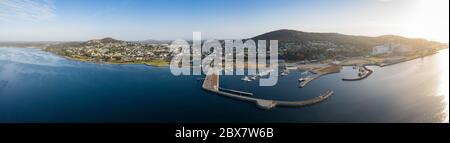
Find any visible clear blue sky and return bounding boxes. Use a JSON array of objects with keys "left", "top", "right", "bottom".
[{"left": 0, "top": 0, "right": 448, "bottom": 42}]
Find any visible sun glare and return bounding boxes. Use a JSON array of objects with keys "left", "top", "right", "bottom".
[{"left": 404, "top": 0, "right": 449, "bottom": 43}]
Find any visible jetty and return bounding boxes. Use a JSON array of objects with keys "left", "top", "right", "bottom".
[
  {"left": 298, "top": 75, "right": 319, "bottom": 88},
  {"left": 298, "top": 65, "right": 342, "bottom": 88},
  {"left": 202, "top": 69, "right": 334, "bottom": 109},
  {"left": 299, "top": 71, "right": 340, "bottom": 88},
  {"left": 342, "top": 66, "right": 373, "bottom": 81},
  {"left": 219, "top": 88, "right": 253, "bottom": 96}
]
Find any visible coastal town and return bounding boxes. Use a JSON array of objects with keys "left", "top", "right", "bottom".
[
  {"left": 44, "top": 38, "right": 172, "bottom": 66},
  {"left": 37, "top": 35, "right": 447, "bottom": 87}
]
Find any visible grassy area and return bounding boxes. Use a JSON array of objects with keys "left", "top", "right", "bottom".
[
  {"left": 104, "top": 60, "right": 169, "bottom": 67},
  {"left": 317, "top": 65, "right": 342, "bottom": 74},
  {"left": 66, "top": 55, "right": 93, "bottom": 62},
  {"left": 63, "top": 55, "right": 169, "bottom": 67},
  {"left": 142, "top": 60, "right": 170, "bottom": 67}
]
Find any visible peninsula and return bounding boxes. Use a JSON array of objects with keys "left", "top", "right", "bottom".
[{"left": 43, "top": 38, "right": 171, "bottom": 67}]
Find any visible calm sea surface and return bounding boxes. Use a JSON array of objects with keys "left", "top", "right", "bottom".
[{"left": 0, "top": 47, "right": 448, "bottom": 123}]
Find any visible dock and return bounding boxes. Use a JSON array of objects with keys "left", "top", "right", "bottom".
[{"left": 202, "top": 69, "right": 334, "bottom": 109}]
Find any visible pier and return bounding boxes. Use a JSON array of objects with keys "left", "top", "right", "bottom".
[{"left": 202, "top": 70, "right": 334, "bottom": 109}]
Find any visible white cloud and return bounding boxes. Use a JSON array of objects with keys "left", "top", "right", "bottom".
[{"left": 0, "top": 0, "right": 55, "bottom": 22}]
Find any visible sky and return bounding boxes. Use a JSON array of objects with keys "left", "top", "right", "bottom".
[{"left": 0, "top": 0, "right": 448, "bottom": 43}]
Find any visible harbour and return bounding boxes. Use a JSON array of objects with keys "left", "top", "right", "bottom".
[{"left": 202, "top": 69, "right": 334, "bottom": 109}]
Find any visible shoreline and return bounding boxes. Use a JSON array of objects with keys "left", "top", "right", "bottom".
[{"left": 8, "top": 46, "right": 443, "bottom": 71}]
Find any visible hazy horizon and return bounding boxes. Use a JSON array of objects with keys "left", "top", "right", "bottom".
[
  {"left": 0, "top": 29, "right": 448, "bottom": 44},
  {"left": 0, "top": 0, "right": 448, "bottom": 43}
]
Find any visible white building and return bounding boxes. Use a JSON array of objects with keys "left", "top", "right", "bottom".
[{"left": 372, "top": 43, "right": 394, "bottom": 55}]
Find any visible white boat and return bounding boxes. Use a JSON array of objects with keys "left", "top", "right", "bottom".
[
  {"left": 299, "top": 78, "right": 306, "bottom": 82},
  {"left": 258, "top": 69, "right": 274, "bottom": 77},
  {"left": 241, "top": 76, "right": 252, "bottom": 82}
]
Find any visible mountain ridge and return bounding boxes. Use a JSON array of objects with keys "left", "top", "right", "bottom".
[{"left": 251, "top": 29, "right": 447, "bottom": 60}]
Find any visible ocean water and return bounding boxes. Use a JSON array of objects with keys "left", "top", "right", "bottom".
[{"left": 0, "top": 47, "right": 448, "bottom": 123}]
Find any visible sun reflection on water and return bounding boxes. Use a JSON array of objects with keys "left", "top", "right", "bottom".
[{"left": 437, "top": 48, "right": 449, "bottom": 123}]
